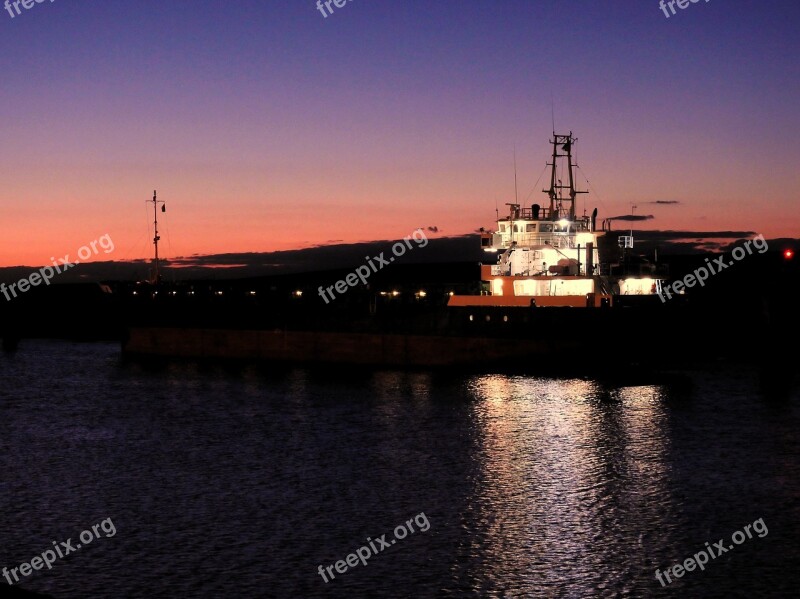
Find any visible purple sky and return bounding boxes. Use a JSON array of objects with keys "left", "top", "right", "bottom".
[{"left": 1, "top": 0, "right": 797, "bottom": 266}]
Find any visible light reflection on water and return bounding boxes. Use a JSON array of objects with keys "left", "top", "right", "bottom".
[
  {"left": 452, "top": 377, "right": 676, "bottom": 596},
  {"left": 1, "top": 341, "right": 798, "bottom": 598}
]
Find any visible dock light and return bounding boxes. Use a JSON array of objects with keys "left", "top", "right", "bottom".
[
  {"left": 391, "top": 290, "right": 400, "bottom": 297},
  {"left": 293, "top": 290, "right": 303, "bottom": 297},
  {"left": 784, "top": 249, "right": 794, "bottom": 260},
  {"left": 417, "top": 290, "right": 427, "bottom": 298}
]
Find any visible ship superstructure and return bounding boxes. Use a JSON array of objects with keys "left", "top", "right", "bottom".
[{"left": 450, "top": 132, "right": 664, "bottom": 309}]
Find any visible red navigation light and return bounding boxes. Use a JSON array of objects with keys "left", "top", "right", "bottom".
[{"left": 784, "top": 249, "right": 795, "bottom": 260}]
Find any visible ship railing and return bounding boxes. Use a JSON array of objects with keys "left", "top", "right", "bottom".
[
  {"left": 607, "top": 263, "right": 670, "bottom": 277},
  {"left": 496, "top": 234, "right": 578, "bottom": 249},
  {"left": 511, "top": 207, "right": 556, "bottom": 220},
  {"left": 500, "top": 211, "right": 591, "bottom": 228},
  {"left": 489, "top": 265, "right": 510, "bottom": 276},
  {"left": 507, "top": 207, "right": 592, "bottom": 226}
]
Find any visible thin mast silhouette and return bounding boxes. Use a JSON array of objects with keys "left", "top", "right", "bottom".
[{"left": 149, "top": 190, "right": 166, "bottom": 284}]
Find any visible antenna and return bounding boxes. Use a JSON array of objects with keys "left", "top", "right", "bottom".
[
  {"left": 148, "top": 190, "right": 166, "bottom": 284},
  {"left": 543, "top": 131, "right": 586, "bottom": 222},
  {"left": 513, "top": 146, "right": 519, "bottom": 205}
]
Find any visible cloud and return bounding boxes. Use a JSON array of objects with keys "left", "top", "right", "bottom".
[
  {"left": 607, "top": 214, "right": 655, "bottom": 221},
  {"left": 643, "top": 200, "right": 681, "bottom": 205},
  {"left": 635, "top": 230, "right": 755, "bottom": 240},
  {"left": 616, "top": 230, "right": 761, "bottom": 255},
  {"left": 1, "top": 231, "right": 795, "bottom": 283}
]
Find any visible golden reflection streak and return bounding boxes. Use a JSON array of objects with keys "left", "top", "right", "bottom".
[{"left": 461, "top": 375, "right": 675, "bottom": 593}]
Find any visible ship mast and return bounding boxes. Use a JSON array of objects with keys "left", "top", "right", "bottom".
[
  {"left": 149, "top": 190, "right": 166, "bottom": 284},
  {"left": 544, "top": 132, "right": 586, "bottom": 221}
]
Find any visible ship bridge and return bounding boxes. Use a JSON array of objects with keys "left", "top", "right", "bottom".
[{"left": 481, "top": 203, "right": 603, "bottom": 278}]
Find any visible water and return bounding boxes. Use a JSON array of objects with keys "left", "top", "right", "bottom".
[{"left": 0, "top": 340, "right": 797, "bottom": 598}]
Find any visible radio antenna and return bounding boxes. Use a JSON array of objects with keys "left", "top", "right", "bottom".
[{"left": 513, "top": 146, "right": 519, "bottom": 205}]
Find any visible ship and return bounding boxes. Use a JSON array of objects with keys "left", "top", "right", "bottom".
[
  {"left": 458, "top": 132, "right": 666, "bottom": 308},
  {"left": 120, "top": 132, "right": 687, "bottom": 369}
]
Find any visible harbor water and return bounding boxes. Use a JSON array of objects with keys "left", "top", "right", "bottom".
[{"left": 1, "top": 340, "right": 797, "bottom": 598}]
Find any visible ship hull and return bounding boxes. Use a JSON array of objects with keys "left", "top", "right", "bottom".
[
  {"left": 121, "top": 297, "right": 683, "bottom": 368},
  {"left": 122, "top": 327, "right": 576, "bottom": 367}
]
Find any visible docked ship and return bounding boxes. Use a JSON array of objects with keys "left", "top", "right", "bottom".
[
  {"left": 121, "top": 132, "right": 678, "bottom": 369},
  {"left": 456, "top": 132, "right": 665, "bottom": 309}
]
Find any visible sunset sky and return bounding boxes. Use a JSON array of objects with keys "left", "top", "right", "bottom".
[{"left": 0, "top": 0, "right": 797, "bottom": 267}]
